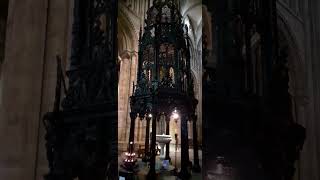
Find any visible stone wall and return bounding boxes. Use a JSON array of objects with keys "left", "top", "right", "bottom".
[
  {"left": 0, "top": 0, "right": 72, "bottom": 179},
  {"left": 277, "top": 0, "right": 320, "bottom": 179},
  {"left": 0, "top": 0, "right": 48, "bottom": 179},
  {"left": 34, "top": 0, "right": 73, "bottom": 179}
]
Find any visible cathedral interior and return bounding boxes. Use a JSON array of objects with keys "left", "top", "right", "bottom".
[
  {"left": 0, "top": 0, "right": 319, "bottom": 180},
  {"left": 118, "top": 0, "right": 202, "bottom": 179}
]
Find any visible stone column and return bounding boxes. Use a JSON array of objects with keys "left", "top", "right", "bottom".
[
  {"left": 147, "top": 113, "right": 157, "bottom": 179},
  {"left": 165, "top": 115, "right": 171, "bottom": 161},
  {"left": 143, "top": 115, "right": 151, "bottom": 161},
  {"left": 179, "top": 114, "right": 190, "bottom": 179},
  {"left": 192, "top": 115, "right": 201, "bottom": 172},
  {"left": 128, "top": 112, "right": 137, "bottom": 152},
  {"left": 0, "top": 0, "right": 48, "bottom": 179}
]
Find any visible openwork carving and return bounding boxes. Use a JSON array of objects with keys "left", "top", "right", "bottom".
[
  {"left": 43, "top": 0, "right": 118, "bottom": 180},
  {"left": 121, "top": 0, "right": 200, "bottom": 179},
  {"left": 62, "top": 0, "right": 117, "bottom": 109}
]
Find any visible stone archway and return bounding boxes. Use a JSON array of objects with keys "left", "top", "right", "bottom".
[
  {"left": 117, "top": 8, "right": 139, "bottom": 151},
  {"left": 117, "top": 10, "right": 137, "bottom": 54},
  {"left": 181, "top": 1, "right": 203, "bottom": 148}
]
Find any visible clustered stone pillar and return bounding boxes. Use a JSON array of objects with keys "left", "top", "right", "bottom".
[
  {"left": 165, "top": 115, "right": 171, "bottom": 161},
  {"left": 147, "top": 113, "right": 157, "bottom": 179},
  {"left": 179, "top": 114, "right": 190, "bottom": 179},
  {"left": 128, "top": 112, "right": 137, "bottom": 152},
  {"left": 192, "top": 115, "right": 201, "bottom": 172},
  {"left": 143, "top": 115, "right": 151, "bottom": 162}
]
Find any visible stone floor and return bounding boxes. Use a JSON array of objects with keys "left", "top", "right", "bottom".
[{"left": 119, "top": 148, "right": 203, "bottom": 179}]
